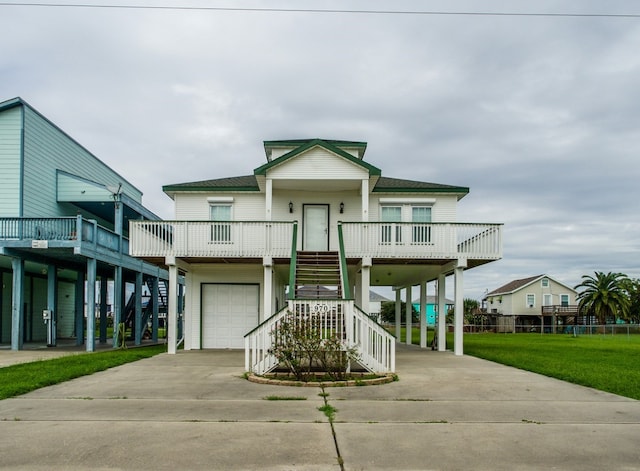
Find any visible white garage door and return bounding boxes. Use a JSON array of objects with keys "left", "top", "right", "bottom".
[{"left": 202, "top": 284, "right": 259, "bottom": 349}]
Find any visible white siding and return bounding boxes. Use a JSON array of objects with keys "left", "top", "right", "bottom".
[
  {"left": 184, "top": 264, "right": 263, "bottom": 350},
  {"left": 268, "top": 147, "right": 369, "bottom": 180},
  {"left": 369, "top": 193, "right": 457, "bottom": 222},
  {"left": 0, "top": 107, "right": 22, "bottom": 217},
  {"left": 174, "top": 193, "right": 266, "bottom": 220}
]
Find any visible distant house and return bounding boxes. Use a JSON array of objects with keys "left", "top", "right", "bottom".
[
  {"left": 413, "top": 296, "right": 454, "bottom": 325},
  {"left": 485, "top": 274, "right": 578, "bottom": 333},
  {"left": 369, "top": 290, "right": 390, "bottom": 322}
]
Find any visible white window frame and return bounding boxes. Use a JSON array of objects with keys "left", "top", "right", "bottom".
[
  {"left": 411, "top": 206, "right": 432, "bottom": 244},
  {"left": 526, "top": 294, "right": 535, "bottom": 308},
  {"left": 560, "top": 294, "right": 570, "bottom": 307},
  {"left": 541, "top": 278, "right": 549, "bottom": 288},
  {"left": 209, "top": 201, "right": 233, "bottom": 244}
]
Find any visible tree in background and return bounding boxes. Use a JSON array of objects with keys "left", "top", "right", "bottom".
[
  {"left": 575, "top": 271, "right": 630, "bottom": 324},
  {"left": 622, "top": 278, "right": 640, "bottom": 323},
  {"left": 380, "top": 301, "right": 419, "bottom": 324}
]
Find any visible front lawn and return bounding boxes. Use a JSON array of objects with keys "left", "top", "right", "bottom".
[
  {"left": 455, "top": 333, "right": 640, "bottom": 400},
  {"left": 0, "top": 344, "right": 166, "bottom": 400}
]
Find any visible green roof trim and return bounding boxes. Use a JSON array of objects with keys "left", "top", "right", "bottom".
[
  {"left": 163, "top": 175, "right": 260, "bottom": 193},
  {"left": 373, "top": 177, "right": 469, "bottom": 194},
  {"left": 255, "top": 138, "right": 381, "bottom": 176},
  {"left": 264, "top": 138, "right": 368, "bottom": 154}
]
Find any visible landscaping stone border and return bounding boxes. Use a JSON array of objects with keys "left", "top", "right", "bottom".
[{"left": 247, "top": 372, "right": 397, "bottom": 387}]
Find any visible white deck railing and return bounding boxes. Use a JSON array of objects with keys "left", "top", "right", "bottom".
[
  {"left": 129, "top": 220, "right": 295, "bottom": 258},
  {"left": 244, "top": 299, "right": 395, "bottom": 375},
  {"left": 131, "top": 220, "right": 502, "bottom": 261},
  {"left": 339, "top": 222, "right": 502, "bottom": 260}
]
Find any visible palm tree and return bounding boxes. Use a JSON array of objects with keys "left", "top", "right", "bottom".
[{"left": 574, "top": 271, "right": 630, "bottom": 324}]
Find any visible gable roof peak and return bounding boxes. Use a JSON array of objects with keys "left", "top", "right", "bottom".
[{"left": 263, "top": 138, "right": 368, "bottom": 161}]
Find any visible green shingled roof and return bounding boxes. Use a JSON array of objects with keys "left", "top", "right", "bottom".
[
  {"left": 163, "top": 174, "right": 468, "bottom": 195},
  {"left": 373, "top": 177, "right": 468, "bottom": 194},
  {"left": 255, "top": 138, "right": 381, "bottom": 176},
  {"left": 163, "top": 175, "right": 260, "bottom": 193}
]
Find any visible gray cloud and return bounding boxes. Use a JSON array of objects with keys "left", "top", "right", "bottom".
[{"left": 2, "top": 1, "right": 640, "bottom": 299}]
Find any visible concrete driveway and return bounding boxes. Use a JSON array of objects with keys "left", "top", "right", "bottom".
[{"left": 0, "top": 343, "right": 639, "bottom": 470}]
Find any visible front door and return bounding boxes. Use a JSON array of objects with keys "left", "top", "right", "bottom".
[{"left": 303, "top": 204, "right": 329, "bottom": 251}]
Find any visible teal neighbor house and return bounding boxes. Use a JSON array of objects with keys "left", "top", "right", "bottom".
[{"left": 0, "top": 97, "right": 169, "bottom": 351}]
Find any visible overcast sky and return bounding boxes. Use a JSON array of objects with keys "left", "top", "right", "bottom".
[{"left": 2, "top": 0, "right": 640, "bottom": 301}]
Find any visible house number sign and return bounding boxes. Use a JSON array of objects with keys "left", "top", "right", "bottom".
[{"left": 311, "top": 303, "right": 330, "bottom": 314}]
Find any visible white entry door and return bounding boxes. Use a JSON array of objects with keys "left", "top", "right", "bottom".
[
  {"left": 201, "top": 284, "right": 259, "bottom": 348},
  {"left": 303, "top": 204, "right": 329, "bottom": 251}
]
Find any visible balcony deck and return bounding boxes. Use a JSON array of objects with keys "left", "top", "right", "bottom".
[
  {"left": 0, "top": 216, "right": 164, "bottom": 276},
  {"left": 130, "top": 220, "right": 502, "bottom": 265}
]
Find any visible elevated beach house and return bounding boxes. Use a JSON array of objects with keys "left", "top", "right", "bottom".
[
  {"left": 131, "top": 138, "right": 502, "bottom": 373},
  {"left": 0, "top": 97, "right": 169, "bottom": 351}
]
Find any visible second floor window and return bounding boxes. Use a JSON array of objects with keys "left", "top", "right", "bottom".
[
  {"left": 412, "top": 206, "right": 432, "bottom": 244},
  {"left": 210, "top": 204, "right": 232, "bottom": 243},
  {"left": 381, "top": 206, "right": 402, "bottom": 244}
]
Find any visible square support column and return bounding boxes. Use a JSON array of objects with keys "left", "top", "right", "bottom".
[
  {"left": 75, "top": 273, "right": 84, "bottom": 346},
  {"left": 134, "top": 271, "right": 143, "bottom": 345},
  {"left": 360, "top": 258, "right": 371, "bottom": 314},
  {"left": 454, "top": 262, "right": 466, "bottom": 356},
  {"left": 437, "top": 273, "right": 447, "bottom": 351},
  {"left": 151, "top": 277, "right": 159, "bottom": 342},
  {"left": 99, "top": 277, "right": 108, "bottom": 343},
  {"left": 167, "top": 264, "right": 178, "bottom": 354},
  {"left": 86, "top": 258, "right": 97, "bottom": 352},
  {"left": 112, "top": 266, "right": 123, "bottom": 348},
  {"left": 395, "top": 289, "right": 401, "bottom": 341},
  {"left": 47, "top": 264, "right": 57, "bottom": 347},
  {"left": 419, "top": 280, "right": 427, "bottom": 348},
  {"left": 405, "top": 285, "right": 412, "bottom": 345},
  {"left": 263, "top": 257, "right": 273, "bottom": 322},
  {"left": 10, "top": 258, "right": 25, "bottom": 351}
]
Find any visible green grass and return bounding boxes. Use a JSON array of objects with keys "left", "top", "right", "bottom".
[
  {"left": 456, "top": 333, "right": 640, "bottom": 400},
  {"left": 0, "top": 345, "right": 166, "bottom": 400}
]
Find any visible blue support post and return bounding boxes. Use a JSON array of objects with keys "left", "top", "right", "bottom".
[
  {"left": 86, "top": 258, "right": 96, "bottom": 352},
  {"left": 113, "top": 266, "right": 122, "bottom": 348},
  {"left": 75, "top": 273, "right": 84, "bottom": 346},
  {"left": 99, "top": 277, "right": 108, "bottom": 343},
  {"left": 134, "top": 271, "right": 142, "bottom": 345},
  {"left": 47, "top": 264, "right": 57, "bottom": 347},
  {"left": 11, "top": 258, "right": 25, "bottom": 351},
  {"left": 151, "top": 277, "right": 159, "bottom": 342}
]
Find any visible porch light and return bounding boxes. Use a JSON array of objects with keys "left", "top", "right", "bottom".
[
  {"left": 289, "top": 201, "right": 293, "bottom": 213},
  {"left": 340, "top": 202, "right": 344, "bottom": 213}
]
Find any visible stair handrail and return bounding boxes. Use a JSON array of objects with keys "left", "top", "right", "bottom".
[
  {"left": 337, "top": 222, "right": 352, "bottom": 299},
  {"left": 288, "top": 221, "right": 298, "bottom": 300}
]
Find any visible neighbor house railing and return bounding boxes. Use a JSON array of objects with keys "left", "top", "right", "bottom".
[
  {"left": 339, "top": 222, "right": 502, "bottom": 260},
  {"left": 244, "top": 299, "right": 395, "bottom": 375},
  {"left": 0, "top": 216, "right": 128, "bottom": 254},
  {"left": 130, "top": 220, "right": 295, "bottom": 258}
]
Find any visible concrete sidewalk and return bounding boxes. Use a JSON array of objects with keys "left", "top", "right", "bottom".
[{"left": 1, "top": 343, "right": 639, "bottom": 470}]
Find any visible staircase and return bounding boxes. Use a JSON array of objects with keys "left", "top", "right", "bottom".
[
  {"left": 294, "top": 251, "right": 342, "bottom": 299},
  {"left": 245, "top": 248, "right": 396, "bottom": 375}
]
